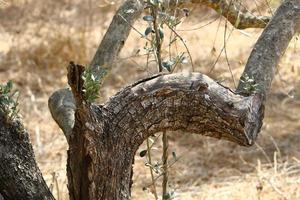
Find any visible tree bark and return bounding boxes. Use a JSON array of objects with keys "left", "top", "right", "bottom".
[
  {"left": 237, "top": 0, "right": 300, "bottom": 95},
  {"left": 66, "top": 63, "right": 263, "bottom": 199},
  {"left": 64, "top": 0, "right": 300, "bottom": 199},
  {"left": 0, "top": 115, "right": 55, "bottom": 200},
  {"left": 49, "top": 0, "right": 271, "bottom": 139},
  {"left": 1, "top": 0, "right": 300, "bottom": 199}
]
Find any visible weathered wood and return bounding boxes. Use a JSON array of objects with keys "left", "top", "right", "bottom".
[
  {"left": 0, "top": 115, "right": 55, "bottom": 200},
  {"left": 66, "top": 63, "right": 264, "bottom": 199},
  {"left": 90, "top": 0, "right": 144, "bottom": 74},
  {"left": 49, "top": 0, "right": 144, "bottom": 139},
  {"left": 49, "top": 0, "right": 271, "bottom": 138},
  {"left": 65, "top": 1, "right": 300, "bottom": 199},
  {"left": 190, "top": 0, "right": 270, "bottom": 29},
  {"left": 1, "top": 0, "right": 300, "bottom": 199},
  {"left": 48, "top": 88, "right": 75, "bottom": 142},
  {"left": 237, "top": 0, "right": 300, "bottom": 95}
]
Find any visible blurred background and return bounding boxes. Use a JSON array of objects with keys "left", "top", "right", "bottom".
[{"left": 0, "top": 0, "right": 300, "bottom": 199}]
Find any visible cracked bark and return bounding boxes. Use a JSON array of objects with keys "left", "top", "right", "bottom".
[
  {"left": 1, "top": 0, "right": 300, "bottom": 199},
  {"left": 237, "top": 0, "right": 300, "bottom": 95},
  {"left": 66, "top": 63, "right": 263, "bottom": 199},
  {"left": 55, "top": 1, "right": 300, "bottom": 199},
  {"left": 49, "top": 0, "right": 271, "bottom": 139},
  {"left": 0, "top": 115, "right": 55, "bottom": 200}
]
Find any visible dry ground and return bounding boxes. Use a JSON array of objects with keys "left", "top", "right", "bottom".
[{"left": 0, "top": 0, "right": 300, "bottom": 199}]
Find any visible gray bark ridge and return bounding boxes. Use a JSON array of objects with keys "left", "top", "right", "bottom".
[
  {"left": 0, "top": 0, "right": 298, "bottom": 199},
  {"left": 65, "top": 65, "right": 263, "bottom": 199},
  {"left": 64, "top": 1, "right": 300, "bottom": 198},
  {"left": 0, "top": 115, "right": 55, "bottom": 200},
  {"left": 105, "top": 72, "right": 264, "bottom": 147},
  {"left": 237, "top": 0, "right": 300, "bottom": 95}
]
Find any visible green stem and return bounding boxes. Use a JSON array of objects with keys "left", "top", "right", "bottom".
[
  {"left": 146, "top": 138, "right": 158, "bottom": 200},
  {"left": 150, "top": 5, "right": 170, "bottom": 199},
  {"left": 151, "top": 5, "right": 163, "bottom": 71}
]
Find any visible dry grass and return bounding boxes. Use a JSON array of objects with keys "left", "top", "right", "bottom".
[{"left": 0, "top": 0, "right": 300, "bottom": 199}]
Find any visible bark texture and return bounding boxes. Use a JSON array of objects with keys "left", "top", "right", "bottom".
[
  {"left": 237, "top": 0, "right": 300, "bottom": 95},
  {"left": 0, "top": 115, "right": 55, "bottom": 200},
  {"left": 90, "top": 0, "right": 144, "bottom": 74},
  {"left": 63, "top": 0, "right": 300, "bottom": 199},
  {"left": 49, "top": 0, "right": 271, "bottom": 139},
  {"left": 66, "top": 63, "right": 263, "bottom": 199},
  {"left": 48, "top": 88, "right": 75, "bottom": 142},
  {"left": 0, "top": 0, "right": 300, "bottom": 200}
]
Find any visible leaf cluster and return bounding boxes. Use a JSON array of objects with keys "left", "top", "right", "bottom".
[
  {"left": 0, "top": 80, "right": 20, "bottom": 121},
  {"left": 82, "top": 68, "right": 102, "bottom": 103},
  {"left": 241, "top": 74, "right": 260, "bottom": 93},
  {"left": 142, "top": 0, "right": 191, "bottom": 73}
]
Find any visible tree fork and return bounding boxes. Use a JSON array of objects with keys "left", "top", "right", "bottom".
[
  {"left": 0, "top": 0, "right": 300, "bottom": 199},
  {"left": 66, "top": 63, "right": 264, "bottom": 199}
]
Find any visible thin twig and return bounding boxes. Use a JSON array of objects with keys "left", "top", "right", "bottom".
[
  {"left": 165, "top": 22, "right": 195, "bottom": 71},
  {"left": 223, "top": 0, "right": 237, "bottom": 88},
  {"left": 118, "top": 14, "right": 152, "bottom": 42},
  {"left": 146, "top": 138, "right": 158, "bottom": 199},
  {"left": 150, "top": 4, "right": 170, "bottom": 198},
  {"left": 208, "top": 24, "right": 234, "bottom": 74},
  {"left": 177, "top": 17, "right": 220, "bottom": 32},
  {"left": 162, "top": 131, "right": 169, "bottom": 199},
  {"left": 151, "top": 5, "right": 163, "bottom": 72}
]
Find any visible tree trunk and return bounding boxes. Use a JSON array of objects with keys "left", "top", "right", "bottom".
[
  {"left": 66, "top": 63, "right": 263, "bottom": 199},
  {"left": 0, "top": 115, "right": 55, "bottom": 200},
  {"left": 64, "top": 0, "right": 300, "bottom": 199},
  {"left": 0, "top": 0, "right": 300, "bottom": 199}
]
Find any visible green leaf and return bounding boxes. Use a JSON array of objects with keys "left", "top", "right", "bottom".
[
  {"left": 162, "top": 60, "right": 174, "bottom": 72},
  {"left": 172, "top": 151, "right": 177, "bottom": 160},
  {"left": 235, "top": 12, "right": 241, "bottom": 28},
  {"left": 82, "top": 68, "right": 102, "bottom": 103},
  {"left": 144, "top": 27, "right": 153, "bottom": 36},
  {"left": 139, "top": 150, "right": 147, "bottom": 157},
  {"left": 149, "top": 0, "right": 159, "bottom": 6},
  {"left": 143, "top": 15, "right": 154, "bottom": 22},
  {"left": 158, "top": 27, "right": 164, "bottom": 39},
  {"left": 6, "top": 80, "right": 13, "bottom": 91}
]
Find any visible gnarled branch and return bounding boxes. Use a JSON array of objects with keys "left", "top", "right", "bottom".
[
  {"left": 1, "top": 0, "right": 299, "bottom": 199},
  {"left": 105, "top": 73, "right": 263, "bottom": 147},
  {"left": 66, "top": 67, "right": 263, "bottom": 199},
  {"left": 49, "top": 0, "right": 270, "bottom": 139},
  {"left": 90, "top": 0, "right": 144, "bottom": 73},
  {"left": 191, "top": 0, "right": 270, "bottom": 29},
  {"left": 48, "top": 88, "right": 75, "bottom": 142},
  {"left": 49, "top": 0, "right": 144, "bottom": 138},
  {"left": 65, "top": 1, "right": 300, "bottom": 198}
]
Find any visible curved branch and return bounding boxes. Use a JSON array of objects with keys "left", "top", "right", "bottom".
[
  {"left": 49, "top": 0, "right": 270, "bottom": 137},
  {"left": 105, "top": 73, "right": 264, "bottom": 147},
  {"left": 48, "top": 88, "right": 75, "bottom": 142},
  {"left": 90, "top": 0, "right": 144, "bottom": 73},
  {"left": 66, "top": 72, "right": 264, "bottom": 199},
  {"left": 0, "top": 116, "right": 55, "bottom": 200},
  {"left": 237, "top": 0, "right": 300, "bottom": 95},
  {"left": 48, "top": 0, "right": 144, "bottom": 139},
  {"left": 191, "top": 0, "right": 270, "bottom": 29}
]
